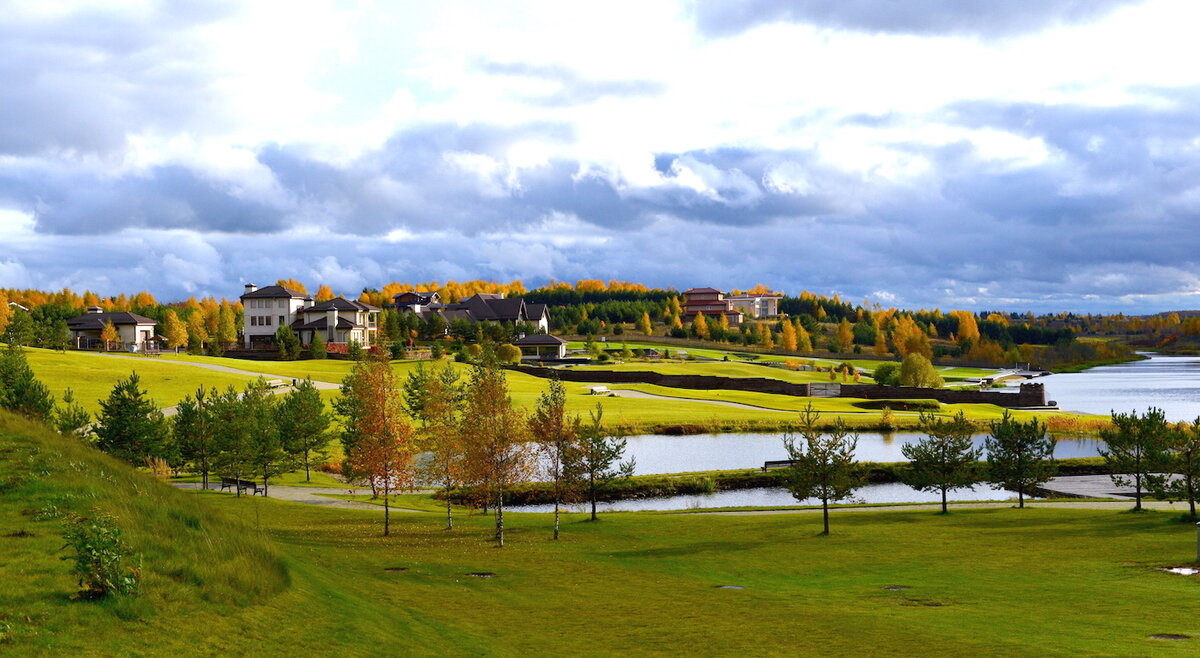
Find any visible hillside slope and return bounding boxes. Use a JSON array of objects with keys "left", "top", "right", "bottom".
[{"left": 0, "top": 411, "right": 288, "bottom": 652}]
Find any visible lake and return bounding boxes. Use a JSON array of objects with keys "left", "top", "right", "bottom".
[
  {"left": 510, "top": 482, "right": 1018, "bottom": 513},
  {"left": 1037, "top": 353, "right": 1200, "bottom": 422}
]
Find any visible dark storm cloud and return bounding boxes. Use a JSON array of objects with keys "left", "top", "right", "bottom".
[
  {"left": 0, "top": 2, "right": 233, "bottom": 155},
  {"left": 476, "top": 60, "right": 665, "bottom": 107},
  {"left": 692, "top": 0, "right": 1146, "bottom": 38}
]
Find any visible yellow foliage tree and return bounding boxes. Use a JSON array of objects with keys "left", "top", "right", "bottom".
[
  {"left": 315, "top": 285, "right": 335, "bottom": 302},
  {"left": 100, "top": 321, "right": 119, "bottom": 351},
  {"left": 691, "top": 314, "right": 710, "bottom": 339},
  {"left": 163, "top": 309, "right": 188, "bottom": 350},
  {"left": 636, "top": 312, "right": 653, "bottom": 335},
  {"left": 187, "top": 312, "right": 209, "bottom": 346},
  {"left": 276, "top": 278, "right": 308, "bottom": 293},
  {"left": 836, "top": 318, "right": 853, "bottom": 352},
  {"left": 795, "top": 321, "right": 813, "bottom": 352},
  {"left": 780, "top": 320, "right": 798, "bottom": 352}
]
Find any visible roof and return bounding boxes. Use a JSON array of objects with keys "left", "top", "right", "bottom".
[
  {"left": 393, "top": 291, "right": 439, "bottom": 303},
  {"left": 301, "top": 297, "right": 380, "bottom": 312},
  {"left": 727, "top": 293, "right": 784, "bottom": 299},
  {"left": 67, "top": 312, "right": 158, "bottom": 330},
  {"left": 513, "top": 334, "right": 566, "bottom": 346},
  {"left": 241, "top": 285, "right": 312, "bottom": 301},
  {"left": 682, "top": 287, "right": 723, "bottom": 295},
  {"left": 292, "top": 317, "right": 363, "bottom": 331}
]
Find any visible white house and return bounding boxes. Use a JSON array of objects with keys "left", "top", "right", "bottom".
[
  {"left": 727, "top": 292, "right": 783, "bottom": 318},
  {"left": 66, "top": 307, "right": 158, "bottom": 351},
  {"left": 240, "top": 284, "right": 313, "bottom": 348}
]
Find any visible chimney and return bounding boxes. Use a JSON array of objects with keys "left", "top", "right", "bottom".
[
  {"left": 326, "top": 308, "right": 338, "bottom": 341},
  {"left": 244, "top": 283, "right": 257, "bottom": 294},
  {"left": 87, "top": 306, "right": 103, "bottom": 314}
]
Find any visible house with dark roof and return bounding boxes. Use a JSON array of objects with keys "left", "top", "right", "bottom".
[
  {"left": 681, "top": 288, "right": 743, "bottom": 325},
  {"left": 290, "top": 297, "right": 380, "bottom": 346},
  {"left": 67, "top": 307, "right": 158, "bottom": 351},
  {"left": 392, "top": 291, "right": 441, "bottom": 310},
  {"left": 513, "top": 333, "right": 567, "bottom": 360},
  {"left": 395, "top": 292, "right": 549, "bottom": 333},
  {"left": 240, "top": 284, "right": 313, "bottom": 348}
]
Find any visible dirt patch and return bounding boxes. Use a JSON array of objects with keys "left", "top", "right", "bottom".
[
  {"left": 383, "top": 567, "right": 408, "bottom": 572},
  {"left": 467, "top": 572, "right": 496, "bottom": 578},
  {"left": 882, "top": 585, "right": 911, "bottom": 590},
  {"left": 3, "top": 530, "right": 35, "bottom": 538},
  {"left": 715, "top": 585, "right": 744, "bottom": 590},
  {"left": 1149, "top": 634, "right": 1190, "bottom": 640}
]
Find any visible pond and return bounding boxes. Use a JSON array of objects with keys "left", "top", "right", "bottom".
[
  {"left": 619, "top": 432, "right": 1101, "bottom": 476},
  {"left": 1037, "top": 353, "right": 1200, "bottom": 422},
  {"left": 509, "top": 482, "right": 1019, "bottom": 513}
]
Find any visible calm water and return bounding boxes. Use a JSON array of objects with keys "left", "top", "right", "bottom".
[
  {"left": 1038, "top": 353, "right": 1200, "bottom": 422},
  {"left": 620, "top": 432, "right": 1101, "bottom": 475},
  {"left": 510, "top": 482, "right": 1018, "bottom": 513}
]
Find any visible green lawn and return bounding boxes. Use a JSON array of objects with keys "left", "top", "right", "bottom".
[
  {"left": 23, "top": 348, "right": 261, "bottom": 414},
  {"left": 4, "top": 411, "right": 1200, "bottom": 655},
  {"left": 568, "top": 359, "right": 872, "bottom": 383}
]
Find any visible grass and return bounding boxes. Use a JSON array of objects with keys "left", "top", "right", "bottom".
[
  {"left": 5, "top": 411, "right": 1200, "bottom": 655},
  {"left": 23, "top": 348, "right": 261, "bottom": 414},
  {"left": 568, "top": 359, "right": 873, "bottom": 383}
]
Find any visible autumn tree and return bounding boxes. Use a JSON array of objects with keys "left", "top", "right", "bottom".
[
  {"left": 898, "top": 353, "right": 944, "bottom": 388},
  {"left": 1099, "top": 408, "right": 1170, "bottom": 512},
  {"left": 901, "top": 411, "right": 982, "bottom": 514},
  {"left": 276, "top": 278, "right": 308, "bottom": 293},
  {"left": 636, "top": 312, "right": 653, "bottom": 336},
  {"left": 576, "top": 403, "right": 634, "bottom": 521},
  {"left": 783, "top": 403, "right": 861, "bottom": 535},
  {"left": 314, "top": 285, "right": 335, "bottom": 302},
  {"left": 276, "top": 378, "right": 332, "bottom": 482},
  {"left": 835, "top": 318, "right": 853, "bottom": 353},
  {"left": 795, "top": 321, "right": 813, "bottom": 352},
  {"left": 174, "top": 388, "right": 217, "bottom": 489},
  {"left": 951, "top": 310, "right": 981, "bottom": 347},
  {"left": 186, "top": 312, "right": 209, "bottom": 354},
  {"left": 419, "top": 363, "right": 465, "bottom": 530},
  {"left": 691, "top": 314, "right": 710, "bottom": 339},
  {"left": 780, "top": 320, "right": 798, "bottom": 352},
  {"left": 497, "top": 343, "right": 522, "bottom": 365},
  {"left": 100, "top": 321, "right": 119, "bottom": 352},
  {"left": 163, "top": 309, "right": 188, "bottom": 352},
  {"left": 983, "top": 412, "right": 1057, "bottom": 508},
  {"left": 460, "top": 354, "right": 534, "bottom": 546},
  {"left": 335, "top": 352, "right": 417, "bottom": 535},
  {"left": 529, "top": 379, "right": 581, "bottom": 539},
  {"left": 95, "top": 373, "right": 171, "bottom": 465},
  {"left": 216, "top": 305, "right": 238, "bottom": 348}
]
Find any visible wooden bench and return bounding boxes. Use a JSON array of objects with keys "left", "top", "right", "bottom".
[
  {"left": 219, "top": 477, "right": 265, "bottom": 495},
  {"left": 762, "top": 460, "right": 797, "bottom": 472},
  {"left": 264, "top": 379, "right": 288, "bottom": 389}
]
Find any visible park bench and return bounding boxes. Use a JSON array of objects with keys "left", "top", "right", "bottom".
[
  {"left": 264, "top": 379, "right": 288, "bottom": 389},
  {"left": 762, "top": 460, "right": 797, "bottom": 472},
  {"left": 219, "top": 477, "right": 265, "bottom": 495}
]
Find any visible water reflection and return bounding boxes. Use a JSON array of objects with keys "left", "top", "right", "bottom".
[
  {"left": 509, "top": 482, "right": 1018, "bottom": 513},
  {"left": 621, "top": 432, "right": 1101, "bottom": 475}
]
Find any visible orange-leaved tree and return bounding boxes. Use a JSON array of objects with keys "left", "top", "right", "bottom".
[
  {"left": 460, "top": 351, "right": 534, "bottom": 547},
  {"left": 100, "top": 321, "right": 119, "bottom": 351},
  {"left": 335, "top": 351, "right": 417, "bottom": 536}
]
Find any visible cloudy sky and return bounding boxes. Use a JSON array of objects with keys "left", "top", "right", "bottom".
[{"left": 2, "top": 0, "right": 1198, "bottom": 312}]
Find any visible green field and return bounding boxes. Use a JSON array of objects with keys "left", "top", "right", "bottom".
[
  {"left": 3, "top": 411, "right": 1199, "bottom": 655},
  {"left": 23, "top": 349, "right": 261, "bottom": 414},
  {"left": 568, "top": 359, "right": 871, "bottom": 383}
]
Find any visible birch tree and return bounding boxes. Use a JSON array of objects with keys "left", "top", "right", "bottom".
[
  {"left": 460, "top": 354, "right": 533, "bottom": 546},
  {"left": 783, "top": 404, "right": 861, "bottom": 535},
  {"left": 529, "top": 378, "right": 581, "bottom": 539}
]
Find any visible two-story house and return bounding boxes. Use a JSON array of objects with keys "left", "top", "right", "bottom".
[
  {"left": 391, "top": 292, "right": 549, "bottom": 333},
  {"left": 240, "top": 284, "right": 313, "bottom": 348},
  {"left": 727, "top": 292, "right": 783, "bottom": 318},
  {"left": 680, "top": 287, "right": 744, "bottom": 324},
  {"left": 290, "top": 297, "right": 379, "bottom": 346}
]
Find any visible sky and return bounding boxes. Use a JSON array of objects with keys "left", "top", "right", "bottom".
[{"left": 1, "top": 0, "right": 1199, "bottom": 313}]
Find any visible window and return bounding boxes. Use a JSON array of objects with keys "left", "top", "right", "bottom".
[
  {"left": 279, "top": 299, "right": 287, "bottom": 309},
  {"left": 278, "top": 315, "right": 284, "bottom": 326}
]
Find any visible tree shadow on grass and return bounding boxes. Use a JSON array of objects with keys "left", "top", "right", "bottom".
[{"left": 607, "top": 541, "right": 759, "bottom": 559}]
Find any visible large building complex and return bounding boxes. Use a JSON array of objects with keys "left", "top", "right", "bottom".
[{"left": 240, "top": 284, "right": 379, "bottom": 347}]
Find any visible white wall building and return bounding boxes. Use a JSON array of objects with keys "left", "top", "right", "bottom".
[{"left": 240, "top": 284, "right": 313, "bottom": 348}]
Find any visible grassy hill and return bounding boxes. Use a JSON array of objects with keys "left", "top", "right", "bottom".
[{"left": 5, "top": 409, "right": 1200, "bottom": 654}]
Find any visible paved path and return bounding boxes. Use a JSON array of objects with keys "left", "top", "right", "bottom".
[
  {"left": 606, "top": 388, "right": 794, "bottom": 412},
  {"left": 95, "top": 353, "right": 342, "bottom": 389},
  {"left": 1042, "top": 474, "right": 1136, "bottom": 499},
  {"left": 173, "top": 482, "right": 431, "bottom": 512}
]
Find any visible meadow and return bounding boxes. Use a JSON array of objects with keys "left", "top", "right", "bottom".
[{"left": 3, "top": 410, "right": 1198, "bottom": 656}]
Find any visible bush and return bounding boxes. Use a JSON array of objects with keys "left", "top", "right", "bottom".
[
  {"left": 873, "top": 362, "right": 899, "bottom": 386},
  {"left": 497, "top": 343, "right": 522, "bottom": 364},
  {"left": 61, "top": 509, "right": 141, "bottom": 599}
]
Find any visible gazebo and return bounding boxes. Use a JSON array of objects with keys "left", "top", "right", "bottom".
[{"left": 513, "top": 334, "right": 567, "bottom": 360}]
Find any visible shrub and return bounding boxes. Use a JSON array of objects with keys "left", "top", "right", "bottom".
[{"left": 60, "top": 509, "right": 141, "bottom": 599}]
